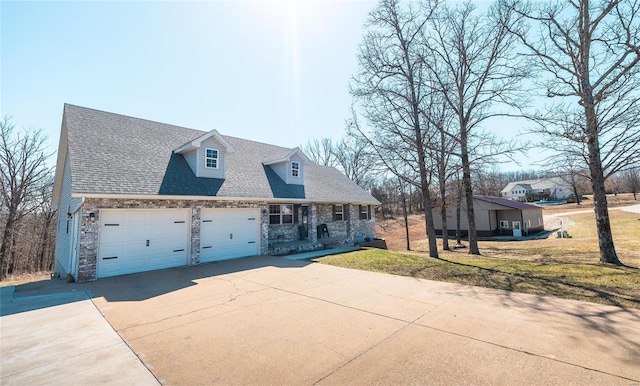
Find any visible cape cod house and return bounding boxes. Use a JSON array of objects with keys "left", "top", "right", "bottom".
[
  {"left": 501, "top": 177, "right": 572, "bottom": 202},
  {"left": 52, "top": 105, "right": 379, "bottom": 282}
]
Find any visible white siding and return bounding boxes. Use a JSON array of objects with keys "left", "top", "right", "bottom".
[
  {"left": 271, "top": 161, "right": 288, "bottom": 183},
  {"left": 287, "top": 154, "right": 304, "bottom": 185},
  {"left": 54, "top": 153, "right": 81, "bottom": 276},
  {"left": 183, "top": 149, "right": 198, "bottom": 175},
  {"left": 270, "top": 155, "right": 304, "bottom": 185},
  {"left": 197, "top": 137, "right": 226, "bottom": 179}
]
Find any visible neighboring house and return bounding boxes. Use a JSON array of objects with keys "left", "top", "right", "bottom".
[
  {"left": 432, "top": 196, "right": 544, "bottom": 237},
  {"left": 52, "top": 105, "right": 379, "bottom": 282},
  {"left": 501, "top": 177, "right": 572, "bottom": 202}
]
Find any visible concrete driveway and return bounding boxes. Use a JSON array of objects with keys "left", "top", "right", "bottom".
[{"left": 4, "top": 256, "right": 640, "bottom": 385}]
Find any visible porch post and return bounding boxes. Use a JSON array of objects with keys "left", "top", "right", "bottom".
[{"left": 310, "top": 203, "right": 318, "bottom": 244}]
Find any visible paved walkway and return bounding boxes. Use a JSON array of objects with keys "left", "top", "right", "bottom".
[
  {"left": 4, "top": 256, "right": 637, "bottom": 385},
  {"left": 547, "top": 203, "right": 640, "bottom": 217},
  {"left": 621, "top": 204, "right": 640, "bottom": 213},
  {"left": 0, "top": 286, "right": 159, "bottom": 385}
]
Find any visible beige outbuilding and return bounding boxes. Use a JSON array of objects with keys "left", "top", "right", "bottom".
[{"left": 433, "top": 195, "right": 544, "bottom": 237}]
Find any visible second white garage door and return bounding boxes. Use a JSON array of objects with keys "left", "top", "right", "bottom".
[
  {"left": 200, "top": 208, "right": 260, "bottom": 263},
  {"left": 97, "top": 209, "right": 190, "bottom": 278}
]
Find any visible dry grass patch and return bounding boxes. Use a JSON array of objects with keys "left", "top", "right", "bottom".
[
  {"left": 323, "top": 202, "right": 640, "bottom": 309},
  {"left": 316, "top": 248, "right": 640, "bottom": 309},
  {"left": 0, "top": 272, "right": 52, "bottom": 287},
  {"left": 476, "top": 210, "right": 640, "bottom": 267}
]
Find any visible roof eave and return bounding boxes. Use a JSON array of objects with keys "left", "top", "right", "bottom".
[{"left": 72, "top": 192, "right": 379, "bottom": 205}]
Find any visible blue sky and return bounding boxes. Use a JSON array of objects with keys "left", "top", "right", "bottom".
[{"left": 2, "top": 0, "right": 539, "bottom": 170}]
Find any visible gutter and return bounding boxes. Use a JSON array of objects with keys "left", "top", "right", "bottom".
[
  {"left": 72, "top": 193, "right": 381, "bottom": 206},
  {"left": 69, "top": 196, "right": 84, "bottom": 282},
  {"left": 70, "top": 197, "right": 85, "bottom": 216}
]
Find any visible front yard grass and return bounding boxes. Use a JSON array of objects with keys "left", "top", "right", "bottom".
[{"left": 315, "top": 210, "right": 640, "bottom": 309}]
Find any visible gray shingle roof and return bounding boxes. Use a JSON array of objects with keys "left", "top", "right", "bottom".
[
  {"left": 64, "top": 104, "right": 379, "bottom": 204},
  {"left": 501, "top": 178, "right": 564, "bottom": 194},
  {"left": 474, "top": 195, "right": 540, "bottom": 210}
]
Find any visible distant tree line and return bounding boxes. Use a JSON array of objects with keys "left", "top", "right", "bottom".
[{"left": 0, "top": 117, "right": 55, "bottom": 280}]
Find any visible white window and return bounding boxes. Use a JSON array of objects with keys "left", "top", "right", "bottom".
[
  {"left": 291, "top": 161, "right": 300, "bottom": 177},
  {"left": 205, "top": 148, "right": 218, "bottom": 169},
  {"left": 359, "top": 205, "right": 370, "bottom": 220},
  {"left": 269, "top": 204, "right": 293, "bottom": 225},
  {"left": 500, "top": 220, "right": 509, "bottom": 228},
  {"left": 334, "top": 204, "right": 344, "bottom": 221}
]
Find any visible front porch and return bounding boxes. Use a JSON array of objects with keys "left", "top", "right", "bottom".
[{"left": 268, "top": 236, "right": 346, "bottom": 256}]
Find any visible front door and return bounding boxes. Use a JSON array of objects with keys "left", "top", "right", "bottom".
[
  {"left": 512, "top": 221, "right": 522, "bottom": 237},
  {"left": 300, "top": 205, "right": 309, "bottom": 239}
]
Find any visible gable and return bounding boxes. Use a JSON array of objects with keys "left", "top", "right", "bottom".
[{"left": 263, "top": 147, "right": 308, "bottom": 185}]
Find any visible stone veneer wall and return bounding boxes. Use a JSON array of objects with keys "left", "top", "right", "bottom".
[
  {"left": 75, "top": 198, "right": 375, "bottom": 282},
  {"left": 77, "top": 198, "right": 268, "bottom": 282},
  {"left": 349, "top": 204, "right": 376, "bottom": 241},
  {"left": 316, "top": 204, "right": 349, "bottom": 240},
  {"left": 316, "top": 204, "right": 375, "bottom": 244}
]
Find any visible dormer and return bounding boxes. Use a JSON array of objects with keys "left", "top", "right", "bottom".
[
  {"left": 174, "top": 129, "right": 235, "bottom": 179},
  {"left": 263, "top": 147, "right": 309, "bottom": 186}
]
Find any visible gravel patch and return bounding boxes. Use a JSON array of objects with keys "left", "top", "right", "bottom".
[{"left": 544, "top": 216, "right": 575, "bottom": 230}]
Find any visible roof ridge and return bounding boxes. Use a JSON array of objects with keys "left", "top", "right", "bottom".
[
  {"left": 222, "top": 134, "right": 294, "bottom": 151},
  {"left": 65, "top": 103, "right": 206, "bottom": 135},
  {"left": 65, "top": 104, "right": 301, "bottom": 152}
]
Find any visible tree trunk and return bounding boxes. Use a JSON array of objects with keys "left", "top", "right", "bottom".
[
  {"left": 439, "top": 183, "right": 449, "bottom": 251},
  {"left": 460, "top": 126, "right": 480, "bottom": 255},
  {"left": 438, "top": 130, "right": 449, "bottom": 251},
  {"left": 456, "top": 179, "right": 462, "bottom": 245},
  {"left": 585, "top": 104, "right": 621, "bottom": 265},
  {"left": 39, "top": 212, "right": 54, "bottom": 271},
  {"left": 0, "top": 216, "right": 15, "bottom": 280},
  {"left": 572, "top": 183, "right": 581, "bottom": 205},
  {"left": 402, "top": 192, "right": 410, "bottom": 251}
]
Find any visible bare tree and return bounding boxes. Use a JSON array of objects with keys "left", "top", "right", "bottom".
[
  {"left": 351, "top": 0, "right": 440, "bottom": 258},
  {"left": 506, "top": 0, "right": 640, "bottom": 264},
  {"left": 35, "top": 178, "right": 56, "bottom": 271},
  {"left": 336, "top": 115, "right": 379, "bottom": 189},
  {"left": 473, "top": 164, "right": 510, "bottom": 197},
  {"left": 0, "top": 117, "right": 52, "bottom": 279},
  {"left": 421, "top": 95, "right": 459, "bottom": 250},
  {"left": 545, "top": 153, "right": 591, "bottom": 205},
  {"left": 397, "top": 176, "right": 411, "bottom": 250},
  {"left": 302, "top": 137, "right": 337, "bottom": 167},
  {"left": 621, "top": 167, "right": 639, "bottom": 200},
  {"left": 424, "top": 1, "right": 529, "bottom": 254}
]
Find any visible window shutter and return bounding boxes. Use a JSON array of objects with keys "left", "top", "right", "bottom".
[
  {"left": 332, "top": 205, "right": 336, "bottom": 221},
  {"left": 294, "top": 204, "right": 300, "bottom": 224},
  {"left": 367, "top": 205, "right": 371, "bottom": 220}
]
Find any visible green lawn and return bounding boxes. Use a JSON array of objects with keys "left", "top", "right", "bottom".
[{"left": 315, "top": 210, "right": 640, "bottom": 309}]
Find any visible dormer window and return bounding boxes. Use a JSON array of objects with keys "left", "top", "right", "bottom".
[
  {"left": 291, "top": 161, "right": 300, "bottom": 177},
  {"left": 205, "top": 148, "right": 218, "bottom": 169}
]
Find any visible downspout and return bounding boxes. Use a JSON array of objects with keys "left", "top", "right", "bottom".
[{"left": 70, "top": 197, "right": 85, "bottom": 279}]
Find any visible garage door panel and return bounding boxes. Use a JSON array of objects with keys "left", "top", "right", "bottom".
[
  {"left": 200, "top": 209, "right": 259, "bottom": 263},
  {"left": 98, "top": 209, "right": 189, "bottom": 278}
]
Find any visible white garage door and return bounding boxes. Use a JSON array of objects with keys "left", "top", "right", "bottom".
[
  {"left": 200, "top": 208, "right": 259, "bottom": 263},
  {"left": 97, "top": 209, "right": 190, "bottom": 278}
]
